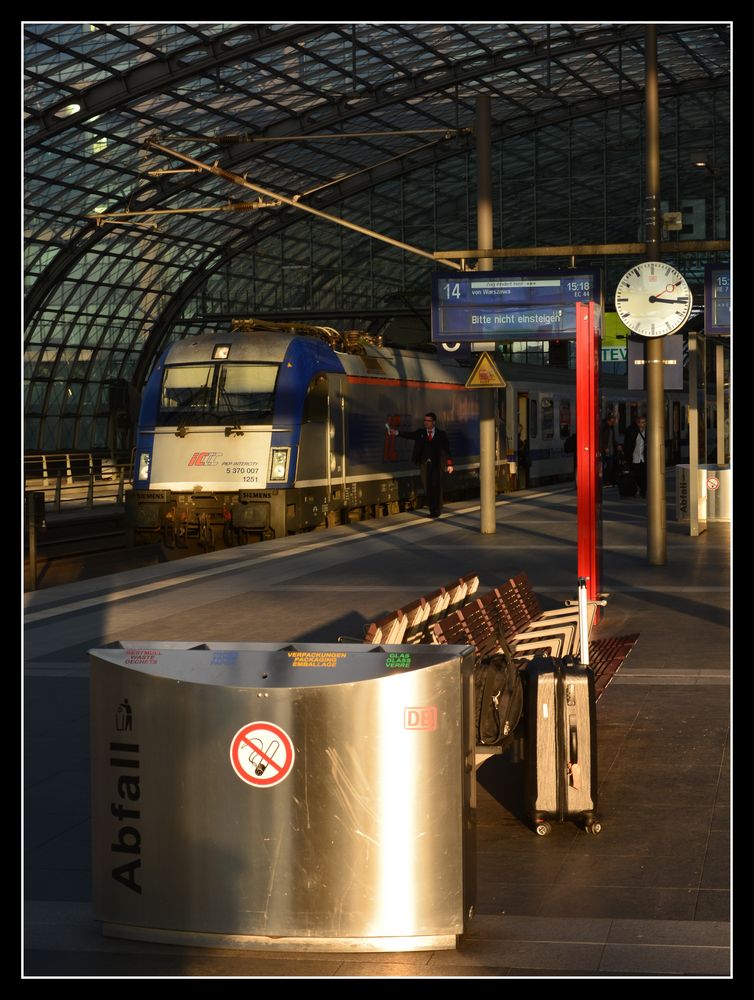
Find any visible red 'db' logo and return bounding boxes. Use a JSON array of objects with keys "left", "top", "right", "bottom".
[{"left": 404, "top": 706, "right": 438, "bottom": 731}]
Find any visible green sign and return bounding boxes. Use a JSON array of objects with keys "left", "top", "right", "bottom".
[{"left": 385, "top": 652, "right": 412, "bottom": 670}]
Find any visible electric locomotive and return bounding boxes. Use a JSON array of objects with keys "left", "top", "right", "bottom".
[{"left": 127, "top": 320, "right": 486, "bottom": 548}]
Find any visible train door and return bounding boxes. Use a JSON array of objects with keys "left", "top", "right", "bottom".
[
  {"left": 297, "top": 374, "right": 347, "bottom": 526},
  {"left": 328, "top": 378, "right": 346, "bottom": 483},
  {"left": 297, "top": 375, "right": 329, "bottom": 484},
  {"left": 328, "top": 377, "right": 347, "bottom": 522},
  {"left": 496, "top": 387, "right": 512, "bottom": 491},
  {"left": 517, "top": 392, "right": 529, "bottom": 488}
]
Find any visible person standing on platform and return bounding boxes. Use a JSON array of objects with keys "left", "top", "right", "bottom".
[
  {"left": 387, "top": 412, "right": 453, "bottom": 517},
  {"left": 623, "top": 415, "right": 647, "bottom": 499}
]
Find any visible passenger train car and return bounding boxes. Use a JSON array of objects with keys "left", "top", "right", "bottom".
[{"left": 127, "top": 320, "right": 689, "bottom": 548}]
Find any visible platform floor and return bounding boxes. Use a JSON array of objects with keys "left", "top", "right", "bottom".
[{"left": 23, "top": 483, "right": 731, "bottom": 978}]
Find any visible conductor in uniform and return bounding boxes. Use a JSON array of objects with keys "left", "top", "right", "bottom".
[{"left": 388, "top": 412, "right": 453, "bottom": 517}]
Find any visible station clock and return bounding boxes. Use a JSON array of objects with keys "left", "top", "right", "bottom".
[{"left": 614, "top": 261, "right": 693, "bottom": 338}]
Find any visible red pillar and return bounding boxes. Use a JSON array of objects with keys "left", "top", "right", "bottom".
[{"left": 576, "top": 301, "right": 602, "bottom": 607}]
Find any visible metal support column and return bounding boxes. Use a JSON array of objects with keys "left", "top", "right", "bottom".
[
  {"left": 644, "top": 24, "right": 667, "bottom": 565},
  {"left": 687, "top": 332, "right": 706, "bottom": 537},
  {"left": 576, "top": 302, "right": 601, "bottom": 605},
  {"left": 476, "top": 94, "right": 496, "bottom": 534},
  {"left": 716, "top": 342, "right": 726, "bottom": 464}
]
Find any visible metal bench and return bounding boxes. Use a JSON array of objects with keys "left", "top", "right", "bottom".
[{"left": 507, "top": 571, "right": 600, "bottom": 656}]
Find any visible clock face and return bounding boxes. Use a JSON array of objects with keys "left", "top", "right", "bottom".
[{"left": 614, "top": 262, "right": 693, "bottom": 338}]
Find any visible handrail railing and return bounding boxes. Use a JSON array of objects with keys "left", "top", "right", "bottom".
[
  {"left": 24, "top": 453, "right": 133, "bottom": 513},
  {"left": 24, "top": 451, "right": 126, "bottom": 484}
]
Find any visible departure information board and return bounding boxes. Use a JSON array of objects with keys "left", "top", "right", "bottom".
[
  {"left": 431, "top": 269, "right": 601, "bottom": 343},
  {"left": 704, "top": 265, "right": 730, "bottom": 335}
]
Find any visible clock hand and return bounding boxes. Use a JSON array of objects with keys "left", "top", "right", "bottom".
[
  {"left": 648, "top": 296, "right": 688, "bottom": 304},
  {"left": 653, "top": 282, "right": 683, "bottom": 300}
]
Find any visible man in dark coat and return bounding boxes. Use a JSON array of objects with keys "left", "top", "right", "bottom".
[
  {"left": 623, "top": 415, "right": 647, "bottom": 499},
  {"left": 389, "top": 412, "right": 454, "bottom": 517}
]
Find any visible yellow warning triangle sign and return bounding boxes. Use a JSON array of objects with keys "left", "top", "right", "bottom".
[{"left": 465, "top": 352, "right": 507, "bottom": 389}]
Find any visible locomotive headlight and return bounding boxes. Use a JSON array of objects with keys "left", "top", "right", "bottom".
[
  {"left": 269, "top": 448, "right": 289, "bottom": 482},
  {"left": 137, "top": 451, "right": 151, "bottom": 481}
]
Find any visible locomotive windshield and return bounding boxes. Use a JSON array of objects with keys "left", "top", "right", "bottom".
[{"left": 158, "top": 363, "right": 278, "bottom": 425}]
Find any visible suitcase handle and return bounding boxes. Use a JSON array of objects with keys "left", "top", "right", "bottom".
[
  {"left": 569, "top": 718, "right": 578, "bottom": 764},
  {"left": 577, "top": 577, "right": 590, "bottom": 667}
]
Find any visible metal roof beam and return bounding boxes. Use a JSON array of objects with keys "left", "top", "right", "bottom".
[{"left": 24, "top": 23, "right": 332, "bottom": 147}]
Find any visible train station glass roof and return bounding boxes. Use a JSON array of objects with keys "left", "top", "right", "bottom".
[{"left": 23, "top": 21, "right": 730, "bottom": 452}]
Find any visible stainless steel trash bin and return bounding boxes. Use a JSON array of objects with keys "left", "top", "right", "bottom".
[
  {"left": 675, "top": 464, "right": 731, "bottom": 522},
  {"left": 90, "top": 641, "right": 476, "bottom": 952}
]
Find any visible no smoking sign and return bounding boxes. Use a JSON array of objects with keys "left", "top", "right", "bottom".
[{"left": 229, "top": 721, "right": 295, "bottom": 788}]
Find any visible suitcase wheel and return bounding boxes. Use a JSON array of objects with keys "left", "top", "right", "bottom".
[
  {"left": 535, "top": 821, "right": 552, "bottom": 837},
  {"left": 585, "top": 821, "right": 602, "bottom": 836}
]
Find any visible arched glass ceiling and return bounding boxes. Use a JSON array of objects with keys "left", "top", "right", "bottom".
[{"left": 24, "top": 22, "right": 730, "bottom": 451}]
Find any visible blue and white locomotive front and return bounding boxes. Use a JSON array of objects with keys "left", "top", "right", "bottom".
[
  {"left": 128, "top": 330, "right": 345, "bottom": 544},
  {"left": 128, "top": 325, "right": 483, "bottom": 546}
]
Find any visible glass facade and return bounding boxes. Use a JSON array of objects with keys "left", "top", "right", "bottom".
[{"left": 24, "top": 22, "right": 730, "bottom": 451}]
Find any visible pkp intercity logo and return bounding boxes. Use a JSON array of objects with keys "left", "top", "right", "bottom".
[{"left": 188, "top": 451, "right": 222, "bottom": 466}]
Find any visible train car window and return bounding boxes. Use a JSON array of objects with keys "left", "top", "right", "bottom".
[
  {"left": 529, "top": 399, "right": 538, "bottom": 439},
  {"left": 541, "top": 398, "right": 554, "bottom": 440}
]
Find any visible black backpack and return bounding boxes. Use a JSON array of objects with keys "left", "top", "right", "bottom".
[{"left": 474, "top": 639, "right": 524, "bottom": 749}]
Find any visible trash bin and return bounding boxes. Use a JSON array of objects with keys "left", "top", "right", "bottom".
[
  {"left": 90, "top": 641, "right": 476, "bottom": 952},
  {"left": 675, "top": 464, "right": 731, "bottom": 522}
]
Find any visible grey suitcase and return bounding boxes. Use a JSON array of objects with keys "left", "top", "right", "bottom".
[{"left": 521, "top": 579, "right": 602, "bottom": 836}]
